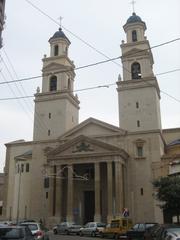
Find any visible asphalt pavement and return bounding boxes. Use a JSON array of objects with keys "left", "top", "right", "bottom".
[{"left": 49, "top": 231, "right": 100, "bottom": 240}]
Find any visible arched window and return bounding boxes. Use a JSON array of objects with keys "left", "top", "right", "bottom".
[
  {"left": 131, "top": 62, "right": 141, "bottom": 79},
  {"left": 68, "top": 78, "right": 71, "bottom": 90},
  {"left": 132, "top": 30, "right": 137, "bottom": 42},
  {"left": 49, "top": 76, "right": 57, "bottom": 91},
  {"left": 54, "top": 45, "right": 59, "bottom": 56}
]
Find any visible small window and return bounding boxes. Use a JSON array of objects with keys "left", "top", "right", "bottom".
[
  {"left": 21, "top": 164, "right": 24, "bottom": 173},
  {"left": 16, "top": 164, "right": 19, "bottom": 174},
  {"left": 136, "top": 102, "right": 139, "bottom": 108},
  {"left": 49, "top": 76, "right": 57, "bottom": 91},
  {"left": 132, "top": 30, "right": 137, "bottom": 42},
  {"left": 44, "top": 177, "right": 49, "bottom": 188},
  {"left": 137, "top": 146, "right": 143, "bottom": 157},
  {"left": 26, "top": 163, "right": 29, "bottom": 172},
  {"left": 140, "top": 188, "right": 144, "bottom": 195},
  {"left": 137, "top": 120, "right": 140, "bottom": 127},
  {"left": 68, "top": 78, "right": 71, "bottom": 90},
  {"left": 49, "top": 113, "right": 51, "bottom": 119},
  {"left": 46, "top": 192, "right": 48, "bottom": 199},
  {"left": 131, "top": 62, "right": 141, "bottom": 79},
  {"left": 48, "top": 130, "right": 50, "bottom": 136},
  {"left": 0, "top": 206, "right": 2, "bottom": 215},
  {"left": 54, "top": 45, "right": 59, "bottom": 56}
]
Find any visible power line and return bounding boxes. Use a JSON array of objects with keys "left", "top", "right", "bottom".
[
  {"left": 24, "top": 0, "right": 120, "bottom": 68},
  {"left": 1, "top": 81, "right": 180, "bottom": 103},
  {"left": 1, "top": 51, "right": 51, "bottom": 133},
  {"left": 0, "top": 47, "right": 180, "bottom": 86}
]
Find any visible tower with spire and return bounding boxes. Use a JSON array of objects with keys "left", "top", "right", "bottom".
[
  {"left": 33, "top": 28, "right": 80, "bottom": 141},
  {"left": 117, "top": 12, "right": 162, "bottom": 132}
]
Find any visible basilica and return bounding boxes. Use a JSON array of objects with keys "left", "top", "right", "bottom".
[{"left": 3, "top": 12, "right": 180, "bottom": 226}]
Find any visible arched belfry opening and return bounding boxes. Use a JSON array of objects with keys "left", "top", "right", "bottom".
[
  {"left": 49, "top": 75, "right": 57, "bottom": 91},
  {"left": 132, "top": 30, "right": 137, "bottom": 42},
  {"left": 54, "top": 45, "right": 59, "bottom": 56},
  {"left": 131, "top": 62, "right": 141, "bottom": 79}
]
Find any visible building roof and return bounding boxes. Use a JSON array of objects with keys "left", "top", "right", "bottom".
[
  {"left": 14, "top": 150, "right": 32, "bottom": 160},
  {"left": 167, "top": 139, "right": 180, "bottom": 147},
  {"left": 49, "top": 28, "right": 70, "bottom": 43}
]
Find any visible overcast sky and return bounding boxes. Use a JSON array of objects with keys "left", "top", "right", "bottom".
[{"left": 0, "top": 0, "right": 180, "bottom": 172}]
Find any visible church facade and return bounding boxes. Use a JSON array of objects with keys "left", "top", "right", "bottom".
[{"left": 3, "top": 13, "right": 180, "bottom": 226}]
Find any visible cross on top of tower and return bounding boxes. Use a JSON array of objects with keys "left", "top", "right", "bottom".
[
  {"left": 58, "top": 16, "right": 63, "bottom": 29},
  {"left": 130, "top": 0, "right": 136, "bottom": 13}
]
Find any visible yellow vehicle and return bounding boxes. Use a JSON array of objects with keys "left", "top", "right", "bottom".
[{"left": 100, "top": 217, "right": 133, "bottom": 239}]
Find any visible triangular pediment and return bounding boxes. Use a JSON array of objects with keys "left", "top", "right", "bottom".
[
  {"left": 123, "top": 48, "right": 148, "bottom": 57},
  {"left": 47, "top": 135, "right": 128, "bottom": 160},
  {"left": 42, "top": 62, "right": 70, "bottom": 72},
  {"left": 59, "top": 118, "right": 126, "bottom": 140}
]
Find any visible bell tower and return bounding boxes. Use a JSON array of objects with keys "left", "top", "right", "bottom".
[
  {"left": 33, "top": 28, "right": 80, "bottom": 141},
  {"left": 117, "top": 13, "right": 162, "bottom": 132}
]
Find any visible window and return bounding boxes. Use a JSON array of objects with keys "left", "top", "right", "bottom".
[
  {"left": 26, "top": 163, "right": 29, "bottom": 172},
  {"left": 21, "top": 164, "right": 24, "bottom": 173},
  {"left": 46, "top": 192, "right": 48, "bottom": 199},
  {"left": 44, "top": 177, "right": 49, "bottom": 188},
  {"left": 48, "top": 130, "right": 50, "bottom": 136},
  {"left": 131, "top": 62, "right": 141, "bottom": 79},
  {"left": 54, "top": 45, "right": 59, "bottom": 56},
  {"left": 137, "top": 146, "right": 143, "bottom": 157},
  {"left": 49, "top": 113, "right": 51, "bottom": 119},
  {"left": 136, "top": 102, "right": 139, "bottom": 108},
  {"left": 0, "top": 206, "right": 2, "bottom": 215},
  {"left": 137, "top": 120, "right": 140, "bottom": 127},
  {"left": 16, "top": 164, "right": 20, "bottom": 174},
  {"left": 49, "top": 76, "right": 57, "bottom": 91},
  {"left": 68, "top": 78, "right": 71, "bottom": 90},
  {"left": 140, "top": 188, "right": 144, "bottom": 195},
  {"left": 132, "top": 30, "right": 137, "bottom": 42},
  {"left": 135, "top": 139, "right": 145, "bottom": 158}
]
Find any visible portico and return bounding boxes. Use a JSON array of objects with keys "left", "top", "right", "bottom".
[{"left": 46, "top": 135, "right": 129, "bottom": 224}]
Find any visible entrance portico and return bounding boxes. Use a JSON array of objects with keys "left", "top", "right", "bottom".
[{"left": 46, "top": 135, "right": 129, "bottom": 224}]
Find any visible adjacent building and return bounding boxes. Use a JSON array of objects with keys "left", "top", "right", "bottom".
[
  {"left": 3, "top": 12, "right": 180, "bottom": 226},
  {"left": 0, "top": 0, "right": 5, "bottom": 48}
]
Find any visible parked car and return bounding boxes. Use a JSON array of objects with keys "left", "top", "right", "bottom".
[
  {"left": 20, "top": 222, "right": 49, "bottom": 240},
  {"left": 144, "top": 224, "right": 161, "bottom": 240},
  {"left": 101, "top": 217, "right": 133, "bottom": 239},
  {"left": 53, "top": 222, "right": 82, "bottom": 235},
  {"left": 126, "top": 223, "right": 157, "bottom": 240},
  {"left": 0, "top": 225, "right": 34, "bottom": 240},
  {"left": 79, "top": 222, "right": 106, "bottom": 237},
  {"left": 151, "top": 224, "right": 180, "bottom": 240}
]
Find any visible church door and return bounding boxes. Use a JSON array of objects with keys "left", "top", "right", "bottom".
[{"left": 84, "top": 191, "right": 95, "bottom": 224}]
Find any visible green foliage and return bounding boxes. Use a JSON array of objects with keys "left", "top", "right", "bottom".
[{"left": 153, "top": 176, "right": 180, "bottom": 213}]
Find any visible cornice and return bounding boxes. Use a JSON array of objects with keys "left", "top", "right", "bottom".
[{"left": 34, "top": 91, "right": 80, "bottom": 108}]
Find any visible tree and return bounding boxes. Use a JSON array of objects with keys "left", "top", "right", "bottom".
[{"left": 153, "top": 175, "right": 180, "bottom": 223}]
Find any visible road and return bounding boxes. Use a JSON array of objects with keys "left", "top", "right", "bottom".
[{"left": 49, "top": 232, "right": 101, "bottom": 240}]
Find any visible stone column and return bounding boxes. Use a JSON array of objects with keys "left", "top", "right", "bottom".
[
  {"left": 66, "top": 164, "right": 73, "bottom": 222},
  {"left": 94, "top": 162, "right": 101, "bottom": 221},
  {"left": 115, "top": 160, "right": 123, "bottom": 216},
  {"left": 107, "top": 161, "right": 113, "bottom": 222},
  {"left": 55, "top": 165, "right": 62, "bottom": 221}
]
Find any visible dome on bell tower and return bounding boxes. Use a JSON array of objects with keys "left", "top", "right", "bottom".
[
  {"left": 49, "top": 28, "right": 70, "bottom": 44},
  {"left": 126, "top": 12, "right": 144, "bottom": 24}
]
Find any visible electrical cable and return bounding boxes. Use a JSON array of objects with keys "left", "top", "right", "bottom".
[
  {"left": 1, "top": 52, "right": 51, "bottom": 134},
  {"left": 24, "top": 0, "right": 121, "bottom": 67}
]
